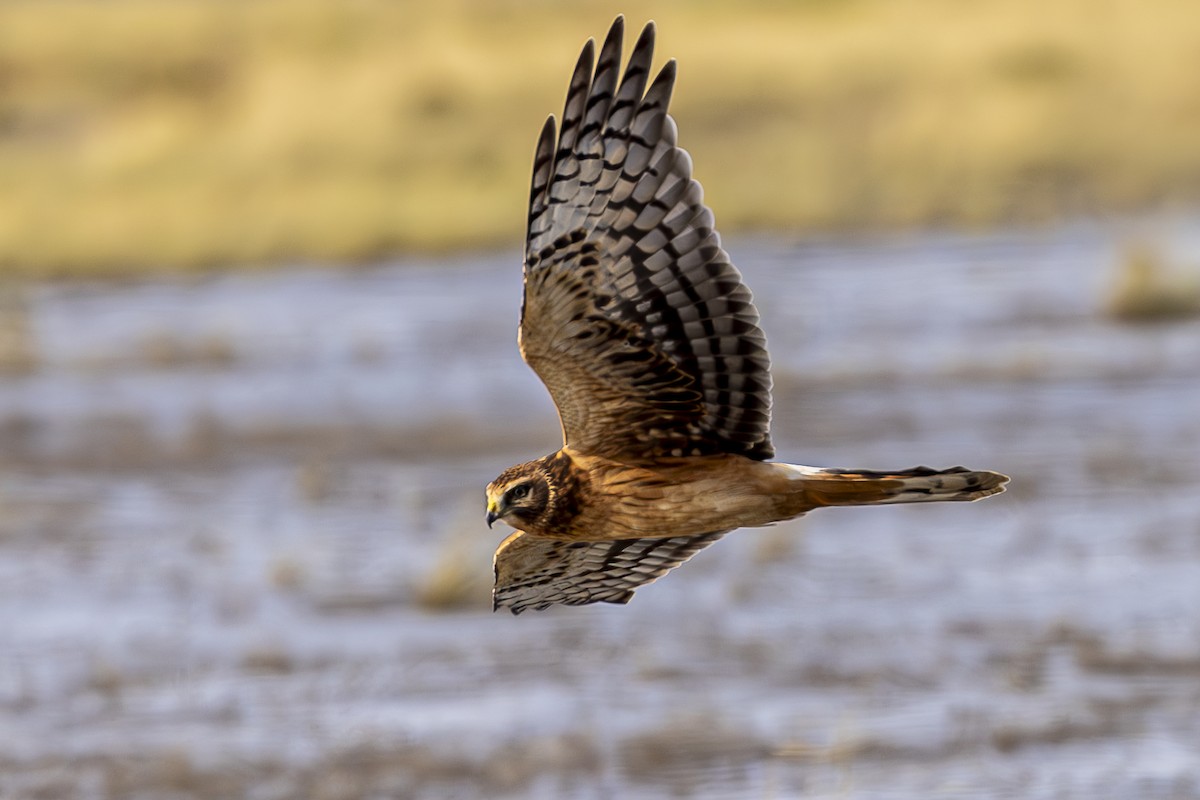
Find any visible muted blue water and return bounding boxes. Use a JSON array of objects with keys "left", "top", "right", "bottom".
[{"left": 1, "top": 220, "right": 1199, "bottom": 798}]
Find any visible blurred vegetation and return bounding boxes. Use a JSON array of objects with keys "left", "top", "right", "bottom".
[
  {"left": 1106, "top": 245, "right": 1200, "bottom": 323},
  {"left": 2, "top": 0, "right": 1200, "bottom": 276},
  {"left": 0, "top": 287, "right": 36, "bottom": 372}
]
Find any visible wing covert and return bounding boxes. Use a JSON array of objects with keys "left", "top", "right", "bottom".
[
  {"left": 520, "top": 16, "right": 774, "bottom": 462},
  {"left": 493, "top": 529, "right": 728, "bottom": 614}
]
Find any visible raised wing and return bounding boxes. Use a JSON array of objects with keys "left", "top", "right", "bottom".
[
  {"left": 493, "top": 529, "right": 728, "bottom": 614},
  {"left": 520, "top": 16, "right": 774, "bottom": 463}
]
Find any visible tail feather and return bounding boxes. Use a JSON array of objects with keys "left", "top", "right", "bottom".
[{"left": 784, "top": 464, "right": 1009, "bottom": 507}]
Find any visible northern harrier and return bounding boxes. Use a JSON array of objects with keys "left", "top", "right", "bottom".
[{"left": 486, "top": 17, "right": 1007, "bottom": 614}]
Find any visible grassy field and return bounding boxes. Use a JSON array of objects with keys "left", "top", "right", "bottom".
[{"left": 2, "top": 0, "right": 1200, "bottom": 277}]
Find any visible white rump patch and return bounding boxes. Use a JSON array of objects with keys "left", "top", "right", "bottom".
[{"left": 777, "top": 463, "right": 830, "bottom": 480}]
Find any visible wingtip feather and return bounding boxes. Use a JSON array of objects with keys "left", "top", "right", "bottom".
[
  {"left": 606, "top": 14, "right": 626, "bottom": 40},
  {"left": 633, "top": 19, "right": 656, "bottom": 58}
]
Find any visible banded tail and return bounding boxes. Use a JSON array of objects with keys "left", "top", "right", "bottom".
[{"left": 783, "top": 464, "right": 1009, "bottom": 507}]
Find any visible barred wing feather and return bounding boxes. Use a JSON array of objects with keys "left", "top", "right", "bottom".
[
  {"left": 493, "top": 529, "right": 728, "bottom": 614},
  {"left": 520, "top": 16, "right": 774, "bottom": 463}
]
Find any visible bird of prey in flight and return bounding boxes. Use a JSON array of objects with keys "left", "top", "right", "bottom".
[{"left": 486, "top": 16, "right": 1007, "bottom": 614}]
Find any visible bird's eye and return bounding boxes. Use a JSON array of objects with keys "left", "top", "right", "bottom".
[{"left": 509, "top": 484, "right": 530, "bottom": 501}]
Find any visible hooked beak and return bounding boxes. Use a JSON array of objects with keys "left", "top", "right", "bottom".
[{"left": 486, "top": 499, "right": 499, "bottom": 528}]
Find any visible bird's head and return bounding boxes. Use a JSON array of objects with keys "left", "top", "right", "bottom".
[{"left": 486, "top": 463, "right": 552, "bottom": 530}]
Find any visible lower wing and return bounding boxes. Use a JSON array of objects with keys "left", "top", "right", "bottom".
[{"left": 493, "top": 529, "right": 728, "bottom": 614}]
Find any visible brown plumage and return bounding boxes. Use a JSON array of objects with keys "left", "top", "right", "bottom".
[{"left": 486, "top": 17, "right": 1008, "bottom": 614}]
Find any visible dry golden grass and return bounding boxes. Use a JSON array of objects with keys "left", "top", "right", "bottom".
[{"left": 2, "top": 0, "right": 1200, "bottom": 276}]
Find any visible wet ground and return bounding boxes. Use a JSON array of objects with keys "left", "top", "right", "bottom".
[{"left": 1, "top": 219, "right": 1199, "bottom": 798}]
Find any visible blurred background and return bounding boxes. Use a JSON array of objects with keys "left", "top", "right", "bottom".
[{"left": 2, "top": 0, "right": 1200, "bottom": 797}]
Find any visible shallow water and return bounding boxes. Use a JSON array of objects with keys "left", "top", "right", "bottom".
[{"left": 2, "top": 219, "right": 1200, "bottom": 798}]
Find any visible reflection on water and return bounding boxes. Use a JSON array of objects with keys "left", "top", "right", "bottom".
[{"left": 2, "top": 221, "right": 1200, "bottom": 798}]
